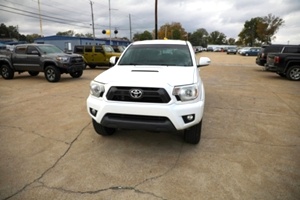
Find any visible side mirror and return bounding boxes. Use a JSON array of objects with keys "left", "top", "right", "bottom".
[
  {"left": 197, "top": 57, "right": 211, "bottom": 67},
  {"left": 109, "top": 56, "right": 118, "bottom": 65},
  {"left": 31, "top": 50, "right": 40, "bottom": 55}
]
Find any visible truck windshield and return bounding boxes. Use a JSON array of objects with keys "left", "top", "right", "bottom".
[
  {"left": 118, "top": 44, "right": 193, "bottom": 66},
  {"left": 103, "top": 45, "right": 114, "bottom": 52},
  {"left": 37, "top": 45, "right": 64, "bottom": 54}
]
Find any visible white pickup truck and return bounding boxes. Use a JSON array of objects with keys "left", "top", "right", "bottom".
[{"left": 86, "top": 40, "right": 210, "bottom": 144}]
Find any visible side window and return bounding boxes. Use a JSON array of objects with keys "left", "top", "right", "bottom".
[
  {"left": 26, "top": 46, "right": 38, "bottom": 54},
  {"left": 85, "top": 46, "right": 93, "bottom": 53},
  {"left": 15, "top": 46, "right": 26, "bottom": 54},
  {"left": 95, "top": 46, "right": 103, "bottom": 53},
  {"left": 74, "top": 46, "right": 83, "bottom": 53},
  {"left": 285, "top": 47, "right": 298, "bottom": 53},
  {"left": 275, "top": 46, "right": 284, "bottom": 52}
]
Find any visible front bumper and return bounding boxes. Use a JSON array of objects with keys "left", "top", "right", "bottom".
[
  {"left": 57, "top": 63, "right": 85, "bottom": 72},
  {"left": 87, "top": 95, "right": 205, "bottom": 131}
]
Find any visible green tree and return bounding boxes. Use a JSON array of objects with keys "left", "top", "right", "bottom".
[
  {"left": 56, "top": 30, "right": 75, "bottom": 36},
  {"left": 238, "top": 14, "right": 284, "bottom": 45},
  {"left": 256, "top": 13, "right": 284, "bottom": 44},
  {"left": 133, "top": 31, "right": 153, "bottom": 41},
  {"left": 238, "top": 17, "right": 260, "bottom": 46},
  {"left": 189, "top": 28, "right": 209, "bottom": 47},
  {"left": 0, "top": 23, "right": 19, "bottom": 39},
  {"left": 26, "top": 34, "right": 41, "bottom": 43},
  {"left": 157, "top": 22, "right": 187, "bottom": 40},
  {"left": 85, "top": 33, "right": 93, "bottom": 38},
  {"left": 227, "top": 38, "right": 236, "bottom": 45},
  {"left": 208, "top": 31, "right": 227, "bottom": 44},
  {"left": 75, "top": 33, "right": 85, "bottom": 37}
]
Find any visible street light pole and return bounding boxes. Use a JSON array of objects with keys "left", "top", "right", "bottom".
[
  {"left": 109, "top": 0, "right": 112, "bottom": 45},
  {"left": 38, "top": 0, "right": 43, "bottom": 37},
  {"left": 90, "top": 0, "right": 95, "bottom": 40},
  {"left": 155, "top": 0, "right": 158, "bottom": 39}
]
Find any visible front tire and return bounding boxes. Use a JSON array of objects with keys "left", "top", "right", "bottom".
[
  {"left": 184, "top": 120, "right": 202, "bottom": 144},
  {"left": 1, "top": 64, "right": 14, "bottom": 79},
  {"left": 92, "top": 119, "right": 116, "bottom": 136},
  {"left": 286, "top": 65, "right": 300, "bottom": 81},
  {"left": 70, "top": 70, "right": 83, "bottom": 78},
  {"left": 44, "top": 65, "right": 61, "bottom": 82}
]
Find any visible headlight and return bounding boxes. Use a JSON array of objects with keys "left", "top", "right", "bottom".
[
  {"left": 56, "top": 56, "right": 69, "bottom": 63},
  {"left": 90, "top": 81, "right": 105, "bottom": 97},
  {"left": 173, "top": 84, "right": 198, "bottom": 101}
]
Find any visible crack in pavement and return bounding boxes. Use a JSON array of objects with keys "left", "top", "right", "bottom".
[
  {"left": 2, "top": 122, "right": 91, "bottom": 200},
  {"left": 3, "top": 122, "right": 183, "bottom": 200},
  {"left": 36, "top": 140, "right": 184, "bottom": 200},
  {"left": 33, "top": 182, "right": 167, "bottom": 200}
]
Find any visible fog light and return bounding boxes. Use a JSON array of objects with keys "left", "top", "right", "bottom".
[
  {"left": 89, "top": 108, "right": 98, "bottom": 117},
  {"left": 182, "top": 114, "right": 195, "bottom": 123}
]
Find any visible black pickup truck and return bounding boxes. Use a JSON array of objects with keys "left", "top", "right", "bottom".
[
  {"left": 264, "top": 45, "right": 300, "bottom": 72},
  {"left": 256, "top": 44, "right": 299, "bottom": 67},
  {"left": 0, "top": 44, "right": 85, "bottom": 82},
  {"left": 269, "top": 53, "right": 300, "bottom": 81}
]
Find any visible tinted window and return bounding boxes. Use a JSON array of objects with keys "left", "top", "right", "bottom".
[
  {"left": 95, "top": 46, "right": 103, "bottom": 53},
  {"left": 284, "top": 47, "right": 299, "bottom": 53},
  {"left": 37, "top": 45, "right": 63, "bottom": 54},
  {"left": 84, "top": 46, "right": 93, "bottom": 52},
  {"left": 119, "top": 44, "right": 192, "bottom": 66},
  {"left": 27, "top": 46, "right": 38, "bottom": 54},
  {"left": 74, "top": 46, "right": 84, "bottom": 53},
  {"left": 15, "top": 46, "right": 26, "bottom": 54},
  {"left": 103, "top": 45, "right": 114, "bottom": 52}
]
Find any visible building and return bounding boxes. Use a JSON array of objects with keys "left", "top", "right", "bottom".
[{"left": 34, "top": 35, "right": 131, "bottom": 52}]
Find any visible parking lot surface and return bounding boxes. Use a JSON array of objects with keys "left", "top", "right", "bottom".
[{"left": 0, "top": 52, "right": 299, "bottom": 200}]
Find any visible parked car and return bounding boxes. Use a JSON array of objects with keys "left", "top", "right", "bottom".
[
  {"left": 194, "top": 46, "right": 203, "bottom": 53},
  {"left": 227, "top": 47, "right": 237, "bottom": 54},
  {"left": 257, "top": 44, "right": 300, "bottom": 67},
  {"left": 0, "top": 44, "right": 85, "bottom": 82},
  {"left": 240, "top": 47, "right": 260, "bottom": 56},
  {"left": 86, "top": 39, "right": 211, "bottom": 144},
  {"left": 238, "top": 47, "right": 251, "bottom": 54},
  {"left": 214, "top": 47, "right": 222, "bottom": 52},
  {"left": 112, "top": 45, "right": 126, "bottom": 53},
  {"left": 272, "top": 53, "right": 300, "bottom": 81},
  {"left": 264, "top": 45, "right": 300, "bottom": 71},
  {"left": 73, "top": 45, "right": 121, "bottom": 68},
  {"left": 206, "top": 47, "right": 214, "bottom": 52}
]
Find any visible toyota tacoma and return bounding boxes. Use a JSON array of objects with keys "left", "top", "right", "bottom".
[{"left": 86, "top": 40, "right": 211, "bottom": 144}]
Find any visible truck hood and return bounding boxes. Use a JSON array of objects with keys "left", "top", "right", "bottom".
[{"left": 94, "top": 65, "right": 197, "bottom": 86}]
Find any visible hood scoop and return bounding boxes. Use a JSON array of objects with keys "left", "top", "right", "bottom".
[{"left": 131, "top": 70, "right": 159, "bottom": 72}]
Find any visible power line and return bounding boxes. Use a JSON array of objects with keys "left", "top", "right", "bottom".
[
  {"left": 0, "top": 8, "right": 91, "bottom": 29},
  {"left": 0, "top": 4, "right": 84, "bottom": 24}
]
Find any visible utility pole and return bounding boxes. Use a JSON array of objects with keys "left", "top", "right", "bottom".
[
  {"left": 38, "top": 0, "right": 43, "bottom": 37},
  {"left": 109, "top": 0, "right": 111, "bottom": 45},
  {"left": 90, "top": 0, "right": 95, "bottom": 40},
  {"left": 129, "top": 14, "right": 132, "bottom": 41},
  {"left": 155, "top": 0, "right": 158, "bottom": 39}
]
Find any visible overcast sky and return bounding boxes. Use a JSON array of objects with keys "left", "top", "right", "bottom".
[{"left": 1, "top": 0, "right": 300, "bottom": 44}]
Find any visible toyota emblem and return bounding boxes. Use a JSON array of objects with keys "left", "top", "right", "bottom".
[{"left": 130, "top": 89, "right": 143, "bottom": 99}]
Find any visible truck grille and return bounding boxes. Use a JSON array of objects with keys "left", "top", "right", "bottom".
[
  {"left": 70, "top": 57, "right": 84, "bottom": 64},
  {"left": 106, "top": 86, "right": 171, "bottom": 103}
]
